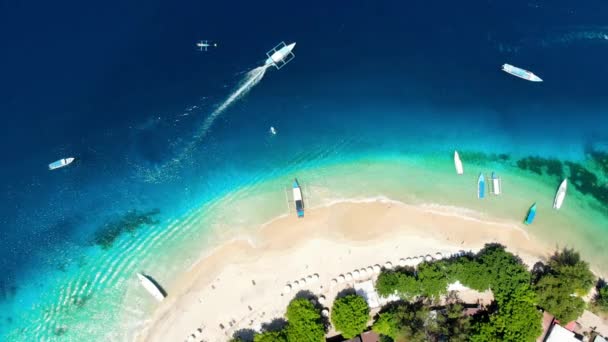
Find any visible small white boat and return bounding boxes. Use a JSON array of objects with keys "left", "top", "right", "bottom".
[
  {"left": 491, "top": 172, "right": 502, "bottom": 195},
  {"left": 553, "top": 178, "right": 568, "bottom": 209},
  {"left": 48, "top": 157, "right": 75, "bottom": 170},
  {"left": 270, "top": 126, "right": 277, "bottom": 135},
  {"left": 293, "top": 179, "right": 304, "bottom": 218},
  {"left": 137, "top": 273, "right": 165, "bottom": 302},
  {"left": 502, "top": 63, "right": 543, "bottom": 82},
  {"left": 454, "top": 151, "right": 464, "bottom": 175}
]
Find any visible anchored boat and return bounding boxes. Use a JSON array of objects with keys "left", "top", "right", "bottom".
[
  {"left": 490, "top": 172, "right": 502, "bottom": 195},
  {"left": 454, "top": 151, "right": 464, "bottom": 175},
  {"left": 524, "top": 203, "right": 537, "bottom": 225},
  {"left": 48, "top": 157, "right": 75, "bottom": 170},
  {"left": 553, "top": 179, "right": 568, "bottom": 209},
  {"left": 137, "top": 273, "right": 165, "bottom": 302},
  {"left": 293, "top": 179, "right": 304, "bottom": 218},
  {"left": 477, "top": 173, "right": 485, "bottom": 199}
]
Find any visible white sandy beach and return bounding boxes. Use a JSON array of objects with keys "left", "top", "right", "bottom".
[{"left": 135, "top": 200, "right": 565, "bottom": 342}]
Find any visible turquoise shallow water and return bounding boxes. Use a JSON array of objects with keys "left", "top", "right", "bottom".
[{"left": 3, "top": 150, "right": 607, "bottom": 341}]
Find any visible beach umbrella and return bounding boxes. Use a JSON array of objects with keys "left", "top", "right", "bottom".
[
  {"left": 322, "top": 309, "right": 329, "bottom": 317},
  {"left": 353, "top": 270, "right": 360, "bottom": 279},
  {"left": 318, "top": 295, "right": 326, "bottom": 305},
  {"left": 338, "top": 275, "right": 346, "bottom": 283},
  {"left": 360, "top": 268, "right": 368, "bottom": 277},
  {"left": 306, "top": 275, "right": 313, "bottom": 283},
  {"left": 313, "top": 274, "right": 320, "bottom": 282},
  {"left": 330, "top": 278, "right": 338, "bottom": 286},
  {"left": 283, "top": 284, "right": 292, "bottom": 294},
  {"left": 399, "top": 258, "right": 407, "bottom": 266},
  {"left": 367, "top": 266, "right": 374, "bottom": 273},
  {"left": 385, "top": 261, "right": 393, "bottom": 269},
  {"left": 425, "top": 255, "right": 433, "bottom": 262},
  {"left": 435, "top": 252, "right": 443, "bottom": 260},
  {"left": 346, "top": 273, "right": 353, "bottom": 281},
  {"left": 293, "top": 280, "right": 300, "bottom": 287},
  {"left": 300, "top": 278, "right": 307, "bottom": 285},
  {"left": 373, "top": 265, "right": 381, "bottom": 274}
]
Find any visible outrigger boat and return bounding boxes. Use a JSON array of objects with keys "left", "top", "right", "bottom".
[
  {"left": 490, "top": 172, "right": 502, "bottom": 195},
  {"left": 293, "top": 178, "right": 304, "bottom": 218},
  {"left": 524, "top": 203, "right": 537, "bottom": 225},
  {"left": 553, "top": 178, "right": 568, "bottom": 209},
  {"left": 454, "top": 151, "right": 464, "bottom": 175},
  {"left": 477, "top": 173, "right": 485, "bottom": 199}
]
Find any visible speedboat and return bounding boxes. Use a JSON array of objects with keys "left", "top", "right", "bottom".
[
  {"left": 491, "top": 172, "right": 501, "bottom": 195},
  {"left": 293, "top": 178, "right": 304, "bottom": 218},
  {"left": 524, "top": 203, "right": 537, "bottom": 225},
  {"left": 553, "top": 178, "right": 568, "bottom": 209},
  {"left": 454, "top": 151, "right": 464, "bottom": 175},
  {"left": 48, "top": 157, "right": 75, "bottom": 170},
  {"left": 270, "top": 126, "right": 277, "bottom": 135},
  {"left": 477, "top": 173, "right": 485, "bottom": 199},
  {"left": 137, "top": 273, "right": 165, "bottom": 302},
  {"left": 502, "top": 64, "right": 543, "bottom": 82}
]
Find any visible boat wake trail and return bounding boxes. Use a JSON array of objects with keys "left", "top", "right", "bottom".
[{"left": 136, "top": 65, "right": 270, "bottom": 183}]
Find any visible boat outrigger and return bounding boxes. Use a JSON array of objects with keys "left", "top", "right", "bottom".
[
  {"left": 137, "top": 273, "right": 165, "bottom": 302},
  {"left": 454, "top": 151, "right": 464, "bottom": 175},
  {"left": 553, "top": 178, "right": 568, "bottom": 209},
  {"left": 48, "top": 157, "right": 75, "bottom": 170},
  {"left": 477, "top": 173, "right": 485, "bottom": 199},
  {"left": 524, "top": 203, "right": 537, "bottom": 225},
  {"left": 293, "top": 178, "right": 304, "bottom": 218}
]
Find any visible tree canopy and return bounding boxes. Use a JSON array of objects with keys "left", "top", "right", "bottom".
[
  {"left": 330, "top": 294, "right": 370, "bottom": 339},
  {"left": 594, "top": 283, "right": 608, "bottom": 313},
  {"left": 372, "top": 301, "right": 428, "bottom": 342},
  {"left": 284, "top": 298, "right": 325, "bottom": 342},
  {"left": 254, "top": 330, "right": 287, "bottom": 342},
  {"left": 533, "top": 248, "right": 593, "bottom": 322}
]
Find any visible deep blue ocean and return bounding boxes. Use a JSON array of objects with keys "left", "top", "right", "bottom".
[{"left": 1, "top": 0, "right": 607, "bottom": 339}]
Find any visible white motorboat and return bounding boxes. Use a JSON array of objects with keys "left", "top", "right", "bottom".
[
  {"left": 454, "top": 151, "right": 464, "bottom": 175},
  {"left": 137, "top": 273, "right": 165, "bottom": 302},
  {"left": 48, "top": 157, "right": 75, "bottom": 170},
  {"left": 553, "top": 178, "right": 568, "bottom": 209}
]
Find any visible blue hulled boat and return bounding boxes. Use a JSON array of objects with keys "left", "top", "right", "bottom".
[
  {"left": 524, "top": 203, "right": 537, "bottom": 225},
  {"left": 477, "top": 173, "right": 485, "bottom": 199}
]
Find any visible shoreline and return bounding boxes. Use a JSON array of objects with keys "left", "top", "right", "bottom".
[{"left": 137, "top": 199, "right": 556, "bottom": 342}]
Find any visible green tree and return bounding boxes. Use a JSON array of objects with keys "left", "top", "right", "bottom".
[
  {"left": 471, "top": 284, "right": 541, "bottom": 342},
  {"left": 534, "top": 275, "right": 586, "bottom": 322},
  {"left": 372, "top": 302, "right": 428, "bottom": 342},
  {"left": 594, "top": 283, "right": 608, "bottom": 313},
  {"left": 331, "top": 294, "right": 370, "bottom": 338},
  {"left": 417, "top": 261, "right": 449, "bottom": 299},
  {"left": 433, "top": 303, "right": 471, "bottom": 342},
  {"left": 547, "top": 248, "right": 594, "bottom": 295},
  {"left": 285, "top": 298, "right": 325, "bottom": 342},
  {"left": 375, "top": 269, "right": 420, "bottom": 299},
  {"left": 254, "top": 330, "right": 287, "bottom": 342}
]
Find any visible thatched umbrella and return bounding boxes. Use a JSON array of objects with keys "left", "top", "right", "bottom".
[
  {"left": 283, "top": 284, "right": 292, "bottom": 294},
  {"left": 385, "top": 261, "right": 393, "bottom": 269}
]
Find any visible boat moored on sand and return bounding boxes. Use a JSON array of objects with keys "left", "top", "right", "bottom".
[{"left": 490, "top": 172, "right": 502, "bottom": 195}]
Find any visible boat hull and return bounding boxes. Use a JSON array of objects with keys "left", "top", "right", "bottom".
[
  {"left": 553, "top": 179, "right": 568, "bottom": 209},
  {"left": 524, "top": 203, "right": 537, "bottom": 225},
  {"left": 477, "top": 173, "right": 485, "bottom": 199},
  {"left": 293, "top": 179, "right": 304, "bottom": 218},
  {"left": 454, "top": 151, "right": 463, "bottom": 175}
]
